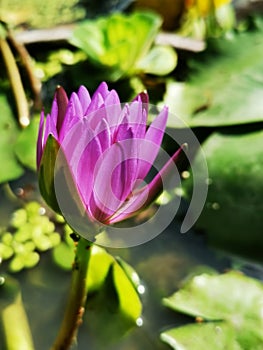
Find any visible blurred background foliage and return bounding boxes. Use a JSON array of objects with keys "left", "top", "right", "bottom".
[{"left": 0, "top": 0, "right": 263, "bottom": 349}]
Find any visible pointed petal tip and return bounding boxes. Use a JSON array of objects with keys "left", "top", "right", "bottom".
[{"left": 134, "top": 91, "right": 149, "bottom": 104}]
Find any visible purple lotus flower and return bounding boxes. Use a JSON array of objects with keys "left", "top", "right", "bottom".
[{"left": 37, "top": 82, "right": 183, "bottom": 226}]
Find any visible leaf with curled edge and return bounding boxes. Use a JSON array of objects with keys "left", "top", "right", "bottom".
[{"left": 161, "top": 271, "right": 263, "bottom": 350}]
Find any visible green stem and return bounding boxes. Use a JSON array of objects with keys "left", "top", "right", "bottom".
[
  {"left": 0, "top": 37, "right": 29, "bottom": 128},
  {"left": 51, "top": 237, "right": 92, "bottom": 350},
  {"left": 1, "top": 276, "right": 35, "bottom": 350}
]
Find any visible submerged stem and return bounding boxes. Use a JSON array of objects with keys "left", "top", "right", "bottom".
[{"left": 51, "top": 236, "right": 92, "bottom": 350}]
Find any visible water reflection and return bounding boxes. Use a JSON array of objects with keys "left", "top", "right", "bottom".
[{"left": 0, "top": 177, "right": 232, "bottom": 350}]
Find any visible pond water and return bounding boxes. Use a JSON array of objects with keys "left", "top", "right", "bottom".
[{"left": 0, "top": 171, "right": 238, "bottom": 350}]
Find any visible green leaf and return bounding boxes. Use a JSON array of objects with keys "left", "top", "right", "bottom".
[
  {"left": 161, "top": 25, "right": 263, "bottom": 127},
  {"left": 183, "top": 130, "right": 263, "bottom": 260},
  {"left": 53, "top": 239, "right": 142, "bottom": 321},
  {"left": 0, "top": 0, "right": 85, "bottom": 28},
  {"left": 162, "top": 271, "right": 263, "bottom": 350},
  {"left": 85, "top": 246, "right": 142, "bottom": 346},
  {"left": 14, "top": 116, "right": 39, "bottom": 171},
  {"left": 52, "top": 241, "right": 75, "bottom": 270},
  {"left": 0, "top": 93, "right": 24, "bottom": 183},
  {"left": 161, "top": 322, "right": 241, "bottom": 350},
  {"left": 87, "top": 246, "right": 143, "bottom": 317},
  {"left": 137, "top": 45, "right": 177, "bottom": 75},
  {"left": 87, "top": 246, "right": 142, "bottom": 318},
  {"left": 70, "top": 11, "right": 163, "bottom": 80},
  {"left": 112, "top": 256, "right": 142, "bottom": 321}
]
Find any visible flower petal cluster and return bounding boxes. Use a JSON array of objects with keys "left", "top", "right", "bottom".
[{"left": 37, "top": 82, "right": 183, "bottom": 225}]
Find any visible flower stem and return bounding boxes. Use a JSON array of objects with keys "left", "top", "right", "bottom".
[
  {"left": 8, "top": 32, "right": 42, "bottom": 110},
  {"left": 51, "top": 236, "right": 92, "bottom": 350},
  {"left": 0, "top": 37, "right": 29, "bottom": 128}
]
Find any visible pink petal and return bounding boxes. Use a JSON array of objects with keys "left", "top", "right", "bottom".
[
  {"left": 104, "top": 90, "right": 122, "bottom": 128},
  {"left": 58, "top": 93, "right": 82, "bottom": 142},
  {"left": 61, "top": 119, "right": 93, "bottom": 176},
  {"left": 37, "top": 110, "right": 45, "bottom": 169},
  {"left": 89, "top": 107, "right": 109, "bottom": 130},
  {"left": 50, "top": 94, "right": 58, "bottom": 124},
  {"left": 43, "top": 113, "right": 58, "bottom": 146},
  {"left": 91, "top": 142, "right": 128, "bottom": 222},
  {"left": 95, "top": 118, "right": 111, "bottom": 152},
  {"left": 133, "top": 91, "right": 149, "bottom": 117},
  {"left": 85, "top": 82, "right": 109, "bottom": 117},
  {"left": 76, "top": 130, "right": 102, "bottom": 205},
  {"left": 77, "top": 85, "right": 91, "bottom": 113},
  {"left": 114, "top": 116, "right": 130, "bottom": 142},
  {"left": 70, "top": 92, "right": 83, "bottom": 117},
  {"left": 137, "top": 107, "right": 168, "bottom": 180},
  {"left": 109, "top": 144, "right": 186, "bottom": 223},
  {"left": 94, "top": 81, "right": 110, "bottom": 100}
]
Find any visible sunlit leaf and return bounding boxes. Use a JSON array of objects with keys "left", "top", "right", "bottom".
[
  {"left": 162, "top": 271, "right": 263, "bottom": 350},
  {"left": 161, "top": 23, "right": 263, "bottom": 127},
  {"left": 70, "top": 11, "right": 169, "bottom": 80},
  {"left": 0, "top": 0, "right": 85, "bottom": 28},
  {"left": 85, "top": 246, "right": 142, "bottom": 346},
  {"left": 161, "top": 322, "right": 242, "bottom": 350},
  {"left": 136, "top": 45, "right": 177, "bottom": 75},
  {"left": 52, "top": 241, "right": 75, "bottom": 270}
]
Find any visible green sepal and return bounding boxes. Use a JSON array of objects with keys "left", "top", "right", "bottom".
[{"left": 38, "top": 135, "right": 61, "bottom": 213}]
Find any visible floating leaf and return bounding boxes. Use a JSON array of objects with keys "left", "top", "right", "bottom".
[
  {"left": 161, "top": 23, "right": 263, "bottom": 127},
  {"left": 161, "top": 322, "right": 241, "bottom": 350},
  {"left": 52, "top": 241, "right": 75, "bottom": 270},
  {"left": 136, "top": 45, "right": 177, "bottom": 76},
  {"left": 0, "top": 93, "right": 24, "bottom": 183},
  {"left": 161, "top": 271, "right": 263, "bottom": 350},
  {"left": 183, "top": 130, "right": 263, "bottom": 260},
  {"left": 14, "top": 116, "right": 39, "bottom": 171}
]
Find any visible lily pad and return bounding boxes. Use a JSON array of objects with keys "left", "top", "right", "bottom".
[
  {"left": 161, "top": 322, "right": 241, "bottom": 350},
  {"left": 136, "top": 45, "right": 177, "bottom": 76},
  {"left": 161, "top": 22, "right": 263, "bottom": 127},
  {"left": 14, "top": 116, "right": 39, "bottom": 171},
  {"left": 183, "top": 130, "right": 263, "bottom": 260},
  {"left": 0, "top": 93, "right": 24, "bottom": 183},
  {"left": 161, "top": 271, "right": 263, "bottom": 350}
]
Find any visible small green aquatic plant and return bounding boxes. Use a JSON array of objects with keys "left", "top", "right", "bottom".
[{"left": 0, "top": 201, "right": 60, "bottom": 272}]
